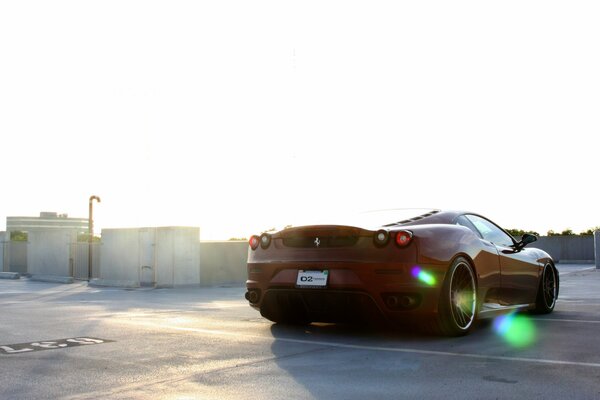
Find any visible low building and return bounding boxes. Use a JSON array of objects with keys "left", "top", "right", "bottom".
[
  {"left": 3, "top": 212, "right": 89, "bottom": 274},
  {"left": 7, "top": 212, "right": 88, "bottom": 236}
]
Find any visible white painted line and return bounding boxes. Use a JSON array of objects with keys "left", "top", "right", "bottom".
[
  {"left": 128, "top": 322, "right": 600, "bottom": 369},
  {"left": 195, "top": 304, "right": 248, "bottom": 309},
  {"left": 0, "top": 292, "right": 31, "bottom": 295},
  {"left": 559, "top": 267, "right": 595, "bottom": 276},
  {"left": 0, "top": 291, "right": 83, "bottom": 295},
  {"left": 531, "top": 318, "right": 600, "bottom": 324}
]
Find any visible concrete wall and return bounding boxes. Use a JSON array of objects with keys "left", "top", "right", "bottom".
[
  {"left": 4, "top": 229, "right": 595, "bottom": 285},
  {"left": 27, "top": 230, "right": 73, "bottom": 277},
  {"left": 200, "top": 241, "right": 248, "bottom": 286},
  {"left": 531, "top": 235, "right": 595, "bottom": 262},
  {"left": 7, "top": 241, "right": 28, "bottom": 274},
  {"left": 595, "top": 231, "right": 600, "bottom": 269},
  {"left": 70, "top": 242, "right": 101, "bottom": 280},
  {"left": 0, "top": 232, "right": 6, "bottom": 272},
  {"left": 99, "top": 228, "right": 141, "bottom": 284},
  {"left": 155, "top": 227, "right": 201, "bottom": 287},
  {"left": 98, "top": 227, "right": 200, "bottom": 287}
]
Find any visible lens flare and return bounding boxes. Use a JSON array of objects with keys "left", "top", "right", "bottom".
[
  {"left": 493, "top": 313, "right": 536, "bottom": 347},
  {"left": 411, "top": 266, "right": 436, "bottom": 286}
]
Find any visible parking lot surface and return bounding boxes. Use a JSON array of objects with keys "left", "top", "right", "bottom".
[{"left": 1, "top": 264, "right": 599, "bottom": 399}]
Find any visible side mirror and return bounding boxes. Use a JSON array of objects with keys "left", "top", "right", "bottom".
[{"left": 518, "top": 233, "right": 537, "bottom": 249}]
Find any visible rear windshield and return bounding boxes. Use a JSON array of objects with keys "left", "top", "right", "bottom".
[{"left": 288, "top": 209, "right": 439, "bottom": 230}]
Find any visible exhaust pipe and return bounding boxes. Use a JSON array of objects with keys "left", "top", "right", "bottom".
[
  {"left": 399, "top": 296, "right": 416, "bottom": 308},
  {"left": 385, "top": 294, "right": 418, "bottom": 309},
  {"left": 385, "top": 295, "right": 399, "bottom": 309}
]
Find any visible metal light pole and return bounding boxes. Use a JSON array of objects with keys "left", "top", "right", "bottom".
[{"left": 88, "top": 195, "right": 101, "bottom": 280}]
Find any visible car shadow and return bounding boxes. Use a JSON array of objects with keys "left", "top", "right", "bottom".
[{"left": 267, "top": 319, "right": 500, "bottom": 399}]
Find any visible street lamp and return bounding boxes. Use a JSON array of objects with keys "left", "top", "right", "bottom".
[{"left": 88, "top": 195, "right": 101, "bottom": 280}]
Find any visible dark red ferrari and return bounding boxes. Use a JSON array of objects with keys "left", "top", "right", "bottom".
[{"left": 245, "top": 209, "right": 558, "bottom": 336}]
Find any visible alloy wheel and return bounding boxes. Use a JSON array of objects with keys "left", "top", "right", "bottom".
[
  {"left": 543, "top": 264, "right": 557, "bottom": 309},
  {"left": 449, "top": 262, "right": 476, "bottom": 330}
]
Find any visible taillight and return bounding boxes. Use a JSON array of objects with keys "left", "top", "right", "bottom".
[
  {"left": 260, "top": 233, "right": 272, "bottom": 249},
  {"left": 395, "top": 230, "right": 413, "bottom": 247},
  {"left": 249, "top": 235, "right": 260, "bottom": 250},
  {"left": 373, "top": 229, "right": 390, "bottom": 247}
]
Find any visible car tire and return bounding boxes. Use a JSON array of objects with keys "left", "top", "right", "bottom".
[
  {"left": 429, "top": 257, "right": 478, "bottom": 336},
  {"left": 533, "top": 263, "right": 558, "bottom": 314}
]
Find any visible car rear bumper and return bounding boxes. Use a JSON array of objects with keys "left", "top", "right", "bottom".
[
  {"left": 259, "top": 289, "right": 385, "bottom": 324},
  {"left": 246, "top": 261, "right": 448, "bottom": 323}
]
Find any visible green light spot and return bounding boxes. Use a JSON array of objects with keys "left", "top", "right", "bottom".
[
  {"left": 411, "top": 267, "right": 437, "bottom": 286},
  {"left": 493, "top": 313, "right": 537, "bottom": 348},
  {"left": 418, "top": 271, "right": 436, "bottom": 286}
]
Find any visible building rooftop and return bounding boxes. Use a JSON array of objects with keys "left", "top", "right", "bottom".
[{"left": 7, "top": 212, "right": 89, "bottom": 232}]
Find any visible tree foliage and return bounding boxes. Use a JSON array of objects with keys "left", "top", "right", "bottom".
[
  {"left": 77, "top": 234, "right": 101, "bottom": 242},
  {"left": 547, "top": 229, "right": 575, "bottom": 236},
  {"left": 579, "top": 227, "right": 600, "bottom": 235},
  {"left": 547, "top": 227, "right": 600, "bottom": 236},
  {"left": 506, "top": 228, "right": 540, "bottom": 237},
  {"left": 10, "top": 231, "right": 28, "bottom": 241}
]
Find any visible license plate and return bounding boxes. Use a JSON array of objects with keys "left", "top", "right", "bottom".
[{"left": 296, "top": 270, "right": 329, "bottom": 288}]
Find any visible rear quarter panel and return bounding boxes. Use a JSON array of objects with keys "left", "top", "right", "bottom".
[{"left": 410, "top": 224, "right": 502, "bottom": 303}]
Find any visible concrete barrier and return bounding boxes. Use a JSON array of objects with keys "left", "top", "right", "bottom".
[
  {"left": 3, "top": 229, "right": 597, "bottom": 286},
  {"left": 531, "top": 235, "right": 595, "bottom": 263},
  {"left": 99, "top": 227, "right": 201, "bottom": 287},
  {"left": 28, "top": 230, "right": 74, "bottom": 282},
  {"left": 0, "top": 272, "right": 20, "bottom": 279},
  {"left": 200, "top": 241, "right": 248, "bottom": 286},
  {"left": 98, "top": 228, "right": 142, "bottom": 286},
  {"left": 6, "top": 241, "right": 28, "bottom": 274},
  {"left": 30, "top": 275, "right": 74, "bottom": 284},
  {"left": 88, "top": 278, "right": 139, "bottom": 288},
  {"left": 155, "top": 227, "right": 201, "bottom": 287},
  {"left": 0, "top": 232, "right": 6, "bottom": 272}
]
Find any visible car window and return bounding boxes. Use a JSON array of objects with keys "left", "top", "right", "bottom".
[
  {"left": 465, "top": 215, "right": 514, "bottom": 247},
  {"left": 456, "top": 215, "right": 482, "bottom": 238}
]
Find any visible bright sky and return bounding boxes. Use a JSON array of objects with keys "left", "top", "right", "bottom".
[{"left": 1, "top": 1, "right": 599, "bottom": 239}]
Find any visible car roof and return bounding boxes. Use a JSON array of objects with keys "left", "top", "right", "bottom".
[{"left": 284, "top": 209, "right": 469, "bottom": 231}]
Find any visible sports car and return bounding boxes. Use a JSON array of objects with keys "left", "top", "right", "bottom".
[{"left": 244, "top": 209, "right": 558, "bottom": 336}]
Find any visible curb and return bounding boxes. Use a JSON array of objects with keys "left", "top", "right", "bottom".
[
  {"left": 30, "top": 275, "right": 75, "bottom": 284},
  {"left": 0, "top": 272, "right": 20, "bottom": 280},
  {"left": 88, "top": 278, "right": 141, "bottom": 289}
]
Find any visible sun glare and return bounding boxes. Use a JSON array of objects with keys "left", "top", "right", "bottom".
[
  {"left": 411, "top": 266, "right": 437, "bottom": 286},
  {"left": 493, "top": 313, "right": 537, "bottom": 348}
]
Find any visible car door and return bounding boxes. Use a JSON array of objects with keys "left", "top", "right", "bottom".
[
  {"left": 465, "top": 215, "right": 540, "bottom": 305},
  {"left": 455, "top": 215, "right": 502, "bottom": 304}
]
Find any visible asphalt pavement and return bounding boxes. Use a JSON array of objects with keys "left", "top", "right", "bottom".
[{"left": 1, "top": 264, "right": 599, "bottom": 399}]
